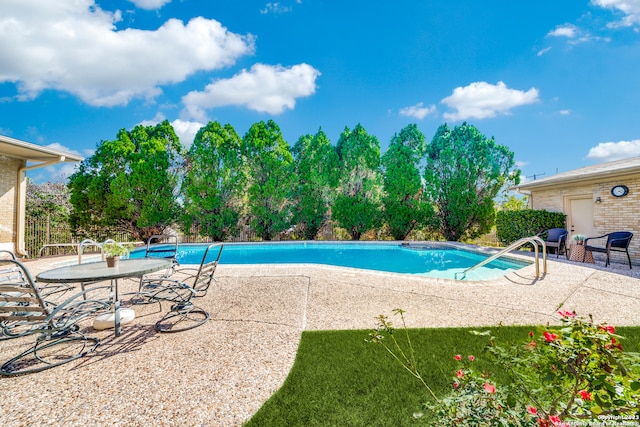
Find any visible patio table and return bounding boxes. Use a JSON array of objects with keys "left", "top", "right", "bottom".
[
  {"left": 568, "top": 243, "right": 594, "bottom": 263},
  {"left": 36, "top": 258, "right": 173, "bottom": 336}
]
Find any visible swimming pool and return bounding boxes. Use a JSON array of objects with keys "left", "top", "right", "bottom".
[{"left": 129, "top": 242, "right": 530, "bottom": 280}]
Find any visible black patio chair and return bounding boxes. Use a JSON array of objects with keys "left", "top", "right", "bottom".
[
  {"left": 536, "top": 228, "right": 568, "bottom": 259},
  {"left": 583, "top": 231, "right": 634, "bottom": 269},
  {"left": 137, "top": 243, "right": 223, "bottom": 333},
  {"left": 0, "top": 258, "right": 110, "bottom": 376}
]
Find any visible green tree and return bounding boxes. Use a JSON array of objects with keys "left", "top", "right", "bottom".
[
  {"left": 381, "top": 124, "right": 434, "bottom": 240},
  {"left": 500, "top": 194, "right": 528, "bottom": 211},
  {"left": 181, "top": 121, "right": 246, "bottom": 241},
  {"left": 333, "top": 124, "right": 383, "bottom": 240},
  {"left": 291, "top": 128, "right": 340, "bottom": 239},
  {"left": 26, "top": 179, "right": 71, "bottom": 222},
  {"left": 243, "top": 120, "right": 296, "bottom": 240},
  {"left": 68, "top": 120, "right": 183, "bottom": 241},
  {"left": 424, "top": 123, "right": 520, "bottom": 241}
]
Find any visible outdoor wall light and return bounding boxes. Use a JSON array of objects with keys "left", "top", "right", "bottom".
[{"left": 595, "top": 196, "right": 602, "bottom": 204}]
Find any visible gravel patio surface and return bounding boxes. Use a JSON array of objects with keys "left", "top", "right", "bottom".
[{"left": 1, "top": 252, "right": 639, "bottom": 426}]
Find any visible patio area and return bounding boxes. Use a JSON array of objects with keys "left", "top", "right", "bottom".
[{"left": 2, "top": 254, "right": 640, "bottom": 426}]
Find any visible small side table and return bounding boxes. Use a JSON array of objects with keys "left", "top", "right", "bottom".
[{"left": 569, "top": 243, "right": 594, "bottom": 263}]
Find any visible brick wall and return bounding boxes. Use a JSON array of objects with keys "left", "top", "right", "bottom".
[
  {"left": 529, "top": 175, "right": 640, "bottom": 265},
  {"left": 0, "top": 156, "right": 23, "bottom": 251}
]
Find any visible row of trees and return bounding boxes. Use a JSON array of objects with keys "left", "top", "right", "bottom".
[{"left": 68, "top": 119, "right": 520, "bottom": 242}]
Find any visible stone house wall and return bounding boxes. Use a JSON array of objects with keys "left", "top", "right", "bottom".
[
  {"left": 528, "top": 175, "right": 640, "bottom": 265},
  {"left": 0, "top": 156, "right": 24, "bottom": 251}
]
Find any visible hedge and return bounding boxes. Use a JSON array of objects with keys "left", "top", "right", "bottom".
[{"left": 496, "top": 209, "right": 567, "bottom": 246}]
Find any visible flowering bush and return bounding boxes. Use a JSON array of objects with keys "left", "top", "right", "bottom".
[{"left": 368, "top": 309, "right": 640, "bottom": 426}]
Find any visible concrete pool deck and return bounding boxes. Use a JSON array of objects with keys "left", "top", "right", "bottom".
[{"left": 2, "top": 253, "right": 639, "bottom": 426}]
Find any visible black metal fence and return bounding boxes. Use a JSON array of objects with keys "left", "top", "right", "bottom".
[
  {"left": 25, "top": 218, "right": 134, "bottom": 258},
  {"left": 24, "top": 217, "right": 498, "bottom": 258}
]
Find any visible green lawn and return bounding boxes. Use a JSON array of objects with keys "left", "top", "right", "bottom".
[{"left": 245, "top": 326, "right": 640, "bottom": 426}]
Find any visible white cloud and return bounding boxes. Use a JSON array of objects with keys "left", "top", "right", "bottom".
[
  {"left": 537, "top": 47, "right": 552, "bottom": 56},
  {"left": 138, "top": 113, "right": 203, "bottom": 148},
  {"left": 171, "top": 119, "right": 204, "bottom": 149},
  {"left": 559, "top": 109, "right": 572, "bottom": 115},
  {"left": 128, "top": 0, "right": 172, "bottom": 10},
  {"left": 587, "top": 139, "right": 640, "bottom": 162},
  {"left": 182, "top": 63, "right": 320, "bottom": 119},
  {"left": 441, "top": 81, "right": 540, "bottom": 121},
  {"left": 45, "top": 142, "right": 83, "bottom": 158},
  {"left": 0, "top": 0, "right": 255, "bottom": 106},
  {"left": 399, "top": 102, "right": 436, "bottom": 120},
  {"left": 592, "top": 0, "right": 640, "bottom": 28},
  {"left": 260, "top": 3, "right": 293, "bottom": 14},
  {"left": 548, "top": 25, "right": 578, "bottom": 38}
]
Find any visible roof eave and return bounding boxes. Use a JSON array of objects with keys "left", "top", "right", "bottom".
[{"left": 0, "top": 135, "right": 83, "bottom": 163}]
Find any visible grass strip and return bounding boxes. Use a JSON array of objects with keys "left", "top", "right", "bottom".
[{"left": 246, "top": 326, "right": 640, "bottom": 426}]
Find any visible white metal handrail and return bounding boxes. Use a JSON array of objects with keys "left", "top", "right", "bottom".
[
  {"left": 455, "top": 236, "right": 547, "bottom": 280},
  {"left": 78, "top": 238, "right": 105, "bottom": 264}
]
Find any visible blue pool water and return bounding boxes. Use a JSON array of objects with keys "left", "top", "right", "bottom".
[{"left": 129, "top": 242, "right": 530, "bottom": 281}]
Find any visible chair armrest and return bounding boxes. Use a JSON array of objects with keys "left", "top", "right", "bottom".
[{"left": 584, "top": 235, "right": 608, "bottom": 245}]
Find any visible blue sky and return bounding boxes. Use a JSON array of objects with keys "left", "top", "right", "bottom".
[{"left": 1, "top": 0, "right": 640, "bottom": 182}]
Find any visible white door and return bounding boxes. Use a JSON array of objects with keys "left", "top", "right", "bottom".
[{"left": 569, "top": 198, "right": 594, "bottom": 239}]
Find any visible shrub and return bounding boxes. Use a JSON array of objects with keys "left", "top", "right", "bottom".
[
  {"left": 496, "top": 209, "right": 566, "bottom": 246},
  {"left": 369, "top": 310, "right": 640, "bottom": 426}
]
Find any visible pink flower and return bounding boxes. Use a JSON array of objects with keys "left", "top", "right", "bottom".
[
  {"left": 549, "top": 415, "right": 562, "bottom": 426},
  {"left": 557, "top": 310, "right": 576, "bottom": 318},
  {"left": 543, "top": 331, "right": 558, "bottom": 342},
  {"left": 455, "top": 369, "right": 464, "bottom": 378},
  {"left": 483, "top": 382, "right": 496, "bottom": 394},
  {"left": 578, "top": 390, "right": 592, "bottom": 401},
  {"left": 527, "top": 406, "right": 538, "bottom": 415},
  {"left": 468, "top": 355, "right": 475, "bottom": 361},
  {"left": 455, "top": 354, "right": 462, "bottom": 361},
  {"left": 453, "top": 382, "right": 459, "bottom": 389}
]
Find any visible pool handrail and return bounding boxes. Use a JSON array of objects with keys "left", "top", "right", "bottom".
[{"left": 455, "top": 236, "right": 546, "bottom": 280}]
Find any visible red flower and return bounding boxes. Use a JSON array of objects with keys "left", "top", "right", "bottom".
[
  {"left": 537, "top": 418, "right": 549, "bottom": 427},
  {"left": 528, "top": 331, "right": 534, "bottom": 338},
  {"left": 527, "top": 406, "right": 538, "bottom": 415},
  {"left": 578, "top": 390, "right": 592, "bottom": 401},
  {"left": 455, "top": 369, "right": 464, "bottom": 378},
  {"left": 483, "top": 382, "right": 496, "bottom": 394},
  {"left": 601, "top": 325, "right": 615, "bottom": 334},
  {"left": 468, "top": 355, "right": 475, "bottom": 361},
  {"left": 543, "top": 331, "right": 558, "bottom": 342},
  {"left": 453, "top": 382, "right": 459, "bottom": 389},
  {"left": 557, "top": 310, "right": 576, "bottom": 318},
  {"left": 549, "top": 415, "right": 562, "bottom": 425},
  {"left": 455, "top": 354, "right": 462, "bottom": 361}
]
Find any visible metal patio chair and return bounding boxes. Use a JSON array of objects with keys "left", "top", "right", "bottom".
[
  {"left": 138, "top": 243, "right": 223, "bottom": 333},
  {"left": 139, "top": 234, "right": 180, "bottom": 281},
  {"left": 583, "top": 231, "right": 634, "bottom": 268},
  {"left": 0, "top": 258, "right": 110, "bottom": 376},
  {"left": 536, "top": 228, "right": 568, "bottom": 259},
  {"left": 0, "top": 250, "right": 73, "bottom": 301}
]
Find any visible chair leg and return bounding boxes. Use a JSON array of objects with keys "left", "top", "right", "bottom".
[{"left": 626, "top": 250, "right": 632, "bottom": 269}]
